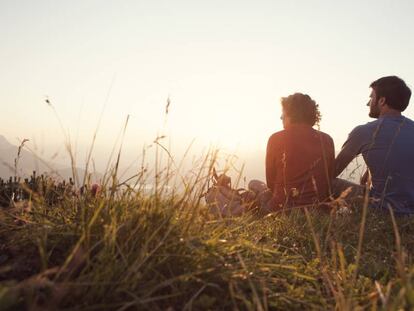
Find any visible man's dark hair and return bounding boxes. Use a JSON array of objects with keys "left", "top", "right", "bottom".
[
  {"left": 370, "top": 76, "right": 411, "bottom": 111},
  {"left": 281, "top": 93, "right": 321, "bottom": 126}
]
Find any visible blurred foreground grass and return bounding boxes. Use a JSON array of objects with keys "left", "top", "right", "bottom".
[{"left": 0, "top": 157, "right": 414, "bottom": 311}]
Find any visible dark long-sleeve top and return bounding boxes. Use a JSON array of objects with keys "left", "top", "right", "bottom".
[{"left": 266, "top": 124, "right": 335, "bottom": 208}]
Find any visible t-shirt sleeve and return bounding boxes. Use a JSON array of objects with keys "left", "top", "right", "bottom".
[{"left": 334, "top": 126, "right": 365, "bottom": 177}]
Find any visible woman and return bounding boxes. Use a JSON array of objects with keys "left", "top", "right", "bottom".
[{"left": 250, "top": 93, "right": 335, "bottom": 211}]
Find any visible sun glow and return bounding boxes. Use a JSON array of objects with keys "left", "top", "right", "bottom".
[{"left": 1, "top": 1, "right": 414, "bottom": 182}]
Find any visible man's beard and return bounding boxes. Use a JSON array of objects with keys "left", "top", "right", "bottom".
[{"left": 369, "top": 103, "right": 380, "bottom": 118}]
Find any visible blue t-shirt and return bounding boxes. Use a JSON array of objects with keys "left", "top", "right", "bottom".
[{"left": 335, "top": 115, "right": 414, "bottom": 215}]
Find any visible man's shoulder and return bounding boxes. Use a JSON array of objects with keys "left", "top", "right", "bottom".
[
  {"left": 348, "top": 120, "right": 379, "bottom": 137},
  {"left": 402, "top": 116, "right": 414, "bottom": 128}
]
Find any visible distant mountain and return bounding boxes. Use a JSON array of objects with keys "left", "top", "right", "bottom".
[
  {"left": 0, "top": 135, "right": 101, "bottom": 182},
  {"left": 0, "top": 135, "right": 14, "bottom": 150}
]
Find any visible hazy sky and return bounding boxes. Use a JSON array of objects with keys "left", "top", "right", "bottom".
[{"left": 1, "top": 0, "right": 414, "bottom": 179}]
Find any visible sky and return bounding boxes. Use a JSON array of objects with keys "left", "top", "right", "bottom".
[{"left": 1, "top": 0, "right": 414, "bottom": 180}]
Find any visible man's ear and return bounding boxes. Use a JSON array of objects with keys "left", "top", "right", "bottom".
[{"left": 378, "top": 97, "right": 386, "bottom": 107}]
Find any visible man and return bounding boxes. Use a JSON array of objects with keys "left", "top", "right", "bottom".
[
  {"left": 250, "top": 93, "right": 335, "bottom": 211},
  {"left": 335, "top": 76, "right": 413, "bottom": 215}
]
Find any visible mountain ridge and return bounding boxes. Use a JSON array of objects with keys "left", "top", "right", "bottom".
[{"left": 0, "top": 135, "right": 101, "bottom": 182}]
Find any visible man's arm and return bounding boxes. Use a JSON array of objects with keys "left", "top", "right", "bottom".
[
  {"left": 334, "top": 127, "right": 364, "bottom": 178},
  {"left": 266, "top": 136, "right": 276, "bottom": 192}
]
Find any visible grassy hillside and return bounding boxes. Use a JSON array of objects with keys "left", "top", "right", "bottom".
[{"left": 0, "top": 157, "right": 413, "bottom": 310}]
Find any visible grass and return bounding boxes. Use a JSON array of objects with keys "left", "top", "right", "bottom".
[
  {"left": 1, "top": 100, "right": 413, "bottom": 310},
  {"left": 1, "top": 149, "right": 414, "bottom": 311}
]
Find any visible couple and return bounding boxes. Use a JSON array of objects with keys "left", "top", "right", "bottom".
[{"left": 250, "top": 75, "right": 413, "bottom": 215}]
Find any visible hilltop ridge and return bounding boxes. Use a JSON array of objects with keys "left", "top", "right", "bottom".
[{"left": 0, "top": 135, "right": 100, "bottom": 182}]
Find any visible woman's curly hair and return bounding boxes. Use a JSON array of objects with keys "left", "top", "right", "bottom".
[{"left": 281, "top": 93, "right": 321, "bottom": 127}]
